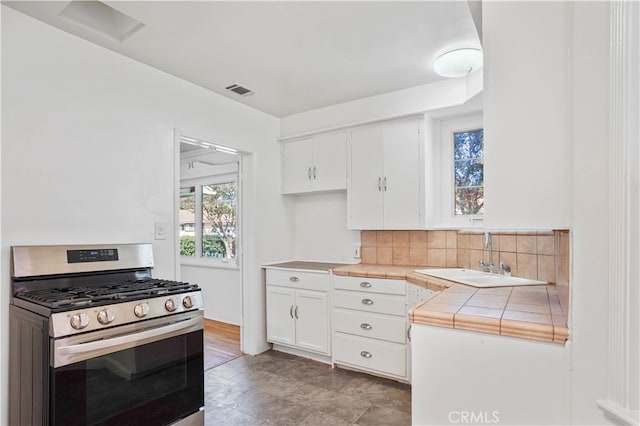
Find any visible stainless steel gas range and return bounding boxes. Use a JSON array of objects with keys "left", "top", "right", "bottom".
[{"left": 9, "top": 243, "right": 205, "bottom": 426}]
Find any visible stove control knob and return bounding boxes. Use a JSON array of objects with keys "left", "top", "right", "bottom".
[
  {"left": 134, "top": 303, "right": 150, "bottom": 318},
  {"left": 165, "top": 298, "right": 177, "bottom": 312},
  {"left": 70, "top": 313, "right": 90, "bottom": 330},
  {"left": 97, "top": 309, "right": 115, "bottom": 325},
  {"left": 182, "top": 296, "right": 194, "bottom": 309}
]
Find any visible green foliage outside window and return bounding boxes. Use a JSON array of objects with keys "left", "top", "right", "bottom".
[{"left": 180, "top": 235, "right": 226, "bottom": 257}]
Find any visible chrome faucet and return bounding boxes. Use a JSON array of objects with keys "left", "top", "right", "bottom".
[
  {"left": 479, "top": 231, "right": 495, "bottom": 273},
  {"left": 478, "top": 231, "right": 511, "bottom": 275}
]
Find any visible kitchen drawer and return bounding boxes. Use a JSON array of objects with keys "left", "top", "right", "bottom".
[
  {"left": 334, "top": 308, "right": 407, "bottom": 344},
  {"left": 333, "top": 332, "right": 406, "bottom": 378},
  {"left": 266, "top": 269, "right": 328, "bottom": 292},
  {"left": 334, "top": 276, "right": 406, "bottom": 295},
  {"left": 334, "top": 290, "right": 406, "bottom": 316}
]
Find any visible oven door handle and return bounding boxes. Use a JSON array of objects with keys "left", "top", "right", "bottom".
[{"left": 54, "top": 315, "right": 202, "bottom": 368}]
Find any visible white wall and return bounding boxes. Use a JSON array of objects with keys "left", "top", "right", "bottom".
[
  {"left": 1, "top": 6, "right": 292, "bottom": 424},
  {"left": 483, "top": 1, "right": 570, "bottom": 230},
  {"left": 280, "top": 70, "right": 482, "bottom": 139},
  {"left": 181, "top": 265, "right": 241, "bottom": 324},
  {"left": 569, "top": 2, "right": 611, "bottom": 423},
  {"left": 293, "top": 192, "right": 359, "bottom": 263},
  {"left": 483, "top": 1, "right": 615, "bottom": 423}
]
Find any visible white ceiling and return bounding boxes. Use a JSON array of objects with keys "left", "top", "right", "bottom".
[{"left": 3, "top": 1, "right": 482, "bottom": 118}]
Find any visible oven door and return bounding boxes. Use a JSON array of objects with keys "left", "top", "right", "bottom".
[{"left": 50, "top": 310, "right": 204, "bottom": 426}]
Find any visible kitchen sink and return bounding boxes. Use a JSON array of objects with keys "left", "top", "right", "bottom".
[{"left": 414, "top": 268, "right": 548, "bottom": 288}]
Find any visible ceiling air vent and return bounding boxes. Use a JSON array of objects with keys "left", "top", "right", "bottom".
[{"left": 225, "top": 83, "right": 254, "bottom": 97}]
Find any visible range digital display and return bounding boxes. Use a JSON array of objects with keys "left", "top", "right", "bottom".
[{"left": 67, "top": 249, "right": 119, "bottom": 263}]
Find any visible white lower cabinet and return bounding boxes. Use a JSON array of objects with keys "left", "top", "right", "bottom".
[
  {"left": 332, "top": 275, "right": 409, "bottom": 381},
  {"left": 411, "top": 324, "right": 569, "bottom": 425},
  {"left": 266, "top": 269, "right": 330, "bottom": 360}
]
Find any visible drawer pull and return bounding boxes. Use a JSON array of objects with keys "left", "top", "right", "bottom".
[
  {"left": 360, "top": 281, "right": 372, "bottom": 288},
  {"left": 289, "top": 276, "right": 299, "bottom": 282},
  {"left": 360, "top": 351, "right": 373, "bottom": 358},
  {"left": 360, "top": 323, "right": 372, "bottom": 330},
  {"left": 361, "top": 298, "right": 374, "bottom": 306}
]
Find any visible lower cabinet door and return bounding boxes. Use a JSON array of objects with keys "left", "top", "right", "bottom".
[
  {"left": 295, "top": 289, "right": 329, "bottom": 355},
  {"left": 333, "top": 332, "right": 407, "bottom": 379},
  {"left": 266, "top": 286, "right": 296, "bottom": 346}
]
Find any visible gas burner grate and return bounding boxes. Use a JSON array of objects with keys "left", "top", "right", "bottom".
[{"left": 14, "top": 278, "right": 200, "bottom": 310}]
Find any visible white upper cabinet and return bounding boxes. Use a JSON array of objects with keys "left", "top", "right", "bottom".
[
  {"left": 348, "top": 124, "right": 385, "bottom": 228},
  {"left": 348, "top": 116, "right": 424, "bottom": 230},
  {"left": 281, "top": 131, "right": 347, "bottom": 194}
]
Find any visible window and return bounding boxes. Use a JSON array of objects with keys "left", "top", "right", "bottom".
[
  {"left": 453, "top": 128, "right": 484, "bottom": 215},
  {"left": 201, "top": 182, "right": 236, "bottom": 259},
  {"left": 179, "top": 186, "right": 196, "bottom": 256},
  {"left": 436, "top": 115, "right": 484, "bottom": 228},
  {"left": 179, "top": 176, "right": 237, "bottom": 263}
]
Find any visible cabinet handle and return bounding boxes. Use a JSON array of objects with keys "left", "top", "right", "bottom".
[
  {"left": 289, "top": 276, "right": 299, "bottom": 282},
  {"left": 360, "top": 323, "right": 372, "bottom": 330},
  {"left": 313, "top": 166, "right": 317, "bottom": 179},
  {"left": 360, "top": 351, "right": 373, "bottom": 359},
  {"left": 377, "top": 177, "right": 382, "bottom": 192},
  {"left": 361, "top": 298, "right": 374, "bottom": 306},
  {"left": 289, "top": 305, "right": 294, "bottom": 319},
  {"left": 383, "top": 176, "right": 387, "bottom": 191},
  {"left": 294, "top": 305, "right": 299, "bottom": 319},
  {"left": 307, "top": 167, "right": 312, "bottom": 181},
  {"left": 407, "top": 325, "right": 412, "bottom": 341},
  {"left": 360, "top": 281, "right": 372, "bottom": 288}
]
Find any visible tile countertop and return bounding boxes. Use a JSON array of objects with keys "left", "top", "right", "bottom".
[
  {"left": 332, "top": 264, "right": 569, "bottom": 345},
  {"left": 263, "top": 261, "right": 351, "bottom": 272}
]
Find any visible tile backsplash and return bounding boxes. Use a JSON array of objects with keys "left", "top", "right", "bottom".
[{"left": 360, "top": 229, "right": 571, "bottom": 287}]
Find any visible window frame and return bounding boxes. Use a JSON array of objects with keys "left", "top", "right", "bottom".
[
  {"left": 179, "top": 171, "right": 239, "bottom": 269},
  {"left": 436, "top": 114, "right": 484, "bottom": 229}
]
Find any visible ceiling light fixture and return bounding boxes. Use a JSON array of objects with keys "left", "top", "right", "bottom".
[{"left": 433, "top": 48, "right": 483, "bottom": 78}]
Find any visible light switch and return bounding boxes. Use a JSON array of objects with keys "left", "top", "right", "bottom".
[{"left": 154, "top": 222, "right": 166, "bottom": 240}]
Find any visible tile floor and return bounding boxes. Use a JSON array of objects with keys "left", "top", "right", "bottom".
[{"left": 204, "top": 350, "right": 412, "bottom": 425}]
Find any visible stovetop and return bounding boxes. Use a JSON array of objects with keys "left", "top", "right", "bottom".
[
  {"left": 14, "top": 278, "right": 200, "bottom": 311},
  {"left": 10, "top": 244, "right": 205, "bottom": 338}
]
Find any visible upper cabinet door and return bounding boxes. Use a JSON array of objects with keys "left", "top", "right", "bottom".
[
  {"left": 312, "top": 131, "right": 347, "bottom": 192},
  {"left": 382, "top": 116, "right": 423, "bottom": 229},
  {"left": 281, "top": 131, "right": 347, "bottom": 194},
  {"left": 348, "top": 124, "right": 385, "bottom": 229},
  {"left": 282, "top": 138, "right": 314, "bottom": 194},
  {"left": 348, "top": 116, "right": 424, "bottom": 230}
]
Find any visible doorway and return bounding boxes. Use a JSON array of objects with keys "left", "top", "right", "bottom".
[{"left": 174, "top": 131, "right": 249, "bottom": 353}]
